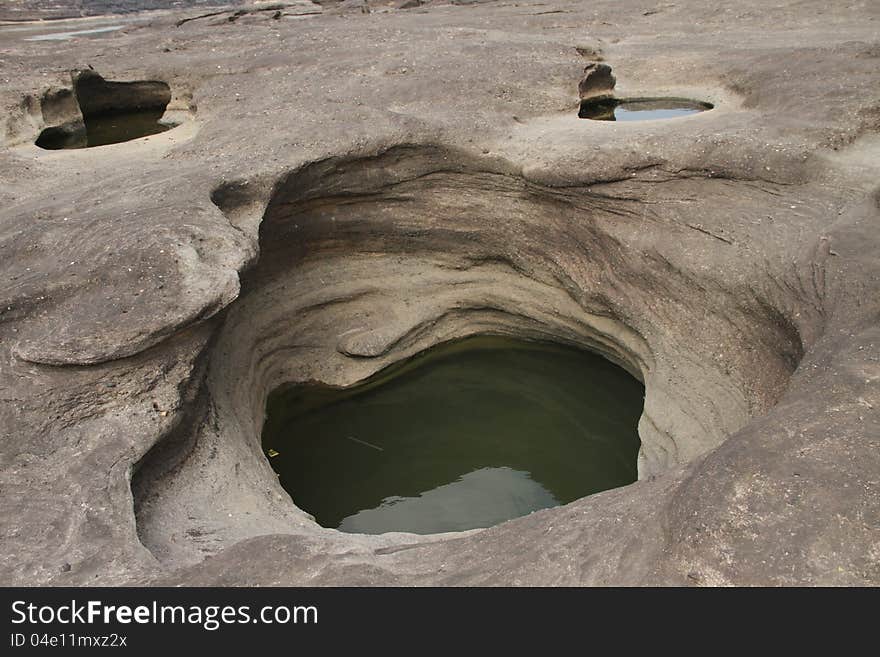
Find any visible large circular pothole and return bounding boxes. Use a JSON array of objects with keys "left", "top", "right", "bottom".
[
  {"left": 131, "top": 145, "right": 804, "bottom": 567},
  {"left": 261, "top": 336, "right": 644, "bottom": 535}
]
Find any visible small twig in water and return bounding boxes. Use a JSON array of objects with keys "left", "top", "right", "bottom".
[{"left": 346, "top": 436, "right": 384, "bottom": 451}]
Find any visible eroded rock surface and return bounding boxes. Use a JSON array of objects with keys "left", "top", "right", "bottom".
[
  {"left": 0, "top": 0, "right": 878, "bottom": 586},
  {"left": 578, "top": 62, "right": 615, "bottom": 102}
]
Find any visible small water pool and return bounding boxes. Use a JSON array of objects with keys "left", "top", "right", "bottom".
[
  {"left": 579, "top": 97, "right": 713, "bottom": 121},
  {"left": 262, "top": 336, "right": 644, "bottom": 535},
  {"left": 35, "top": 109, "right": 174, "bottom": 150}
]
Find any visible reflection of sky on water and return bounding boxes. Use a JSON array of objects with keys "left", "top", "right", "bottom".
[
  {"left": 339, "top": 467, "right": 559, "bottom": 535},
  {"left": 613, "top": 107, "right": 704, "bottom": 121},
  {"left": 24, "top": 25, "right": 124, "bottom": 41}
]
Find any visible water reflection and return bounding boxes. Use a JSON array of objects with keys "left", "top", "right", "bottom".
[
  {"left": 579, "top": 98, "right": 713, "bottom": 121},
  {"left": 35, "top": 109, "right": 173, "bottom": 150},
  {"left": 263, "top": 336, "right": 644, "bottom": 535},
  {"left": 24, "top": 26, "right": 124, "bottom": 42},
  {"left": 339, "top": 467, "right": 558, "bottom": 534}
]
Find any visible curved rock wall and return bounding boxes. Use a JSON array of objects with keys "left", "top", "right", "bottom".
[{"left": 134, "top": 144, "right": 811, "bottom": 566}]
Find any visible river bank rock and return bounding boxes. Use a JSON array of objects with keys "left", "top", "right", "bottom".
[{"left": 0, "top": 0, "right": 878, "bottom": 586}]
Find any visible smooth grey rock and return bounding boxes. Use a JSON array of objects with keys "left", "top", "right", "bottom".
[{"left": 0, "top": 0, "right": 878, "bottom": 587}]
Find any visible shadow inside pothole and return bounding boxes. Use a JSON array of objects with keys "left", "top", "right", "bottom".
[
  {"left": 36, "top": 109, "right": 173, "bottom": 149},
  {"left": 34, "top": 71, "right": 179, "bottom": 150}
]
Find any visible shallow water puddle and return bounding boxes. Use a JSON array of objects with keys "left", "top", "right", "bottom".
[
  {"left": 35, "top": 110, "right": 173, "bottom": 149},
  {"left": 580, "top": 98, "right": 713, "bottom": 121},
  {"left": 23, "top": 25, "right": 125, "bottom": 41},
  {"left": 262, "top": 336, "right": 644, "bottom": 535}
]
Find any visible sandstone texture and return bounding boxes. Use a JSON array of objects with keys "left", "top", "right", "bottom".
[
  {"left": 0, "top": 0, "right": 878, "bottom": 586},
  {"left": 577, "top": 62, "right": 615, "bottom": 102}
]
